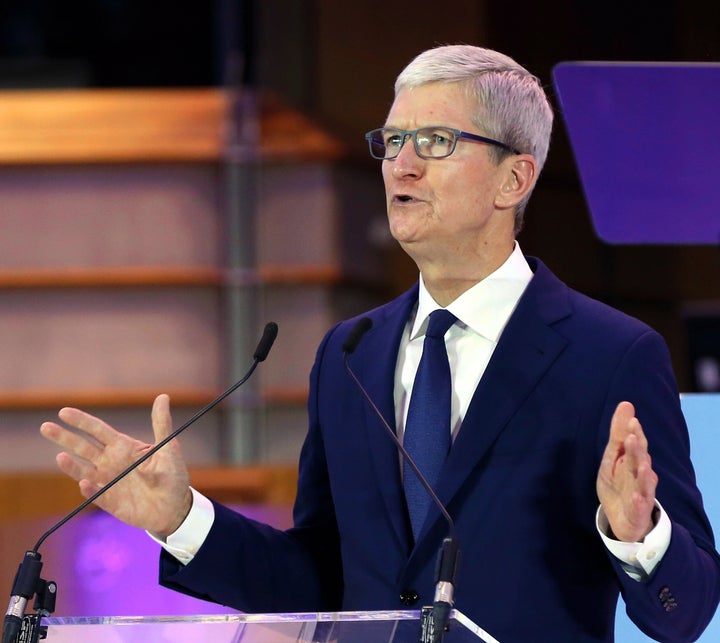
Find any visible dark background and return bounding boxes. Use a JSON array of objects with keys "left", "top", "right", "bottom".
[{"left": 1, "top": 0, "right": 719, "bottom": 390}]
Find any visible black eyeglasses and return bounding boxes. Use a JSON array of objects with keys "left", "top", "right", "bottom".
[{"left": 364, "top": 126, "right": 520, "bottom": 160}]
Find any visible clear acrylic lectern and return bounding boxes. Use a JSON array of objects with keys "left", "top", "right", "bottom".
[{"left": 40, "top": 610, "right": 499, "bottom": 642}]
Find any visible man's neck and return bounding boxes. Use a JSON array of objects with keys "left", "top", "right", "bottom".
[{"left": 418, "top": 243, "right": 517, "bottom": 307}]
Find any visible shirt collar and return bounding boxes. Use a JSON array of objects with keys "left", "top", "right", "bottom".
[{"left": 411, "top": 242, "right": 533, "bottom": 342}]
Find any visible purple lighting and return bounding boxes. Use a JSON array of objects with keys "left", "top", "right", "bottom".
[
  {"left": 553, "top": 62, "right": 720, "bottom": 245},
  {"left": 35, "top": 504, "right": 293, "bottom": 617}
]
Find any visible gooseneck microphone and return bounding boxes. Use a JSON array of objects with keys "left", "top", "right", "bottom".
[
  {"left": 342, "top": 317, "right": 460, "bottom": 643},
  {"left": 2, "top": 322, "right": 278, "bottom": 643}
]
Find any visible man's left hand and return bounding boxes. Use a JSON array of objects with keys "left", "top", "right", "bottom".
[{"left": 597, "top": 401, "right": 658, "bottom": 542}]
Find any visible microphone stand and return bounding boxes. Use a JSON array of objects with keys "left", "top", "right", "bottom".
[
  {"left": 2, "top": 552, "right": 54, "bottom": 643},
  {"left": 2, "top": 322, "right": 278, "bottom": 643},
  {"left": 342, "top": 318, "right": 460, "bottom": 643}
]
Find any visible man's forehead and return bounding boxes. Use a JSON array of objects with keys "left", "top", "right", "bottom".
[{"left": 385, "top": 84, "right": 474, "bottom": 128}]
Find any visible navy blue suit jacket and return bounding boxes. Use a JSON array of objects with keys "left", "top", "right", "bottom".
[{"left": 161, "top": 257, "right": 720, "bottom": 642}]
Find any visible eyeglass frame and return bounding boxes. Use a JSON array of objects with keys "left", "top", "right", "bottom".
[{"left": 364, "top": 125, "right": 521, "bottom": 160}]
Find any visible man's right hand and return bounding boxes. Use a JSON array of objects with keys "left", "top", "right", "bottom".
[{"left": 40, "top": 393, "right": 192, "bottom": 538}]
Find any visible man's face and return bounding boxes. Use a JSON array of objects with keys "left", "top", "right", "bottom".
[{"left": 382, "top": 82, "right": 514, "bottom": 271}]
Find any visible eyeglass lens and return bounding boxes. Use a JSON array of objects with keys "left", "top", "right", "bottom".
[{"left": 370, "top": 127, "right": 457, "bottom": 159}]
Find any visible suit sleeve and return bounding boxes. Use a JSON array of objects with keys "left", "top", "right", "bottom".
[
  {"left": 159, "top": 331, "right": 344, "bottom": 612},
  {"left": 599, "top": 329, "right": 720, "bottom": 642}
]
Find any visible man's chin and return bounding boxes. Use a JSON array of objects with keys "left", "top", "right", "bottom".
[{"left": 388, "top": 216, "right": 428, "bottom": 247}]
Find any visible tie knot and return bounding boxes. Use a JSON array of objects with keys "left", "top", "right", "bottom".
[{"left": 425, "top": 309, "right": 457, "bottom": 339}]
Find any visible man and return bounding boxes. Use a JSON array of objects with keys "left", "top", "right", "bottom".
[{"left": 41, "top": 45, "right": 720, "bottom": 641}]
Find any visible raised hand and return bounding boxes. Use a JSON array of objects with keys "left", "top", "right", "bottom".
[
  {"left": 40, "top": 394, "right": 192, "bottom": 538},
  {"left": 597, "top": 401, "right": 658, "bottom": 543}
]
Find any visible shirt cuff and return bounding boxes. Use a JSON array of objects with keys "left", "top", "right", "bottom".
[
  {"left": 596, "top": 501, "right": 671, "bottom": 581},
  {"left": 146, "top": 487, "right": 215, "bottom": 565}
]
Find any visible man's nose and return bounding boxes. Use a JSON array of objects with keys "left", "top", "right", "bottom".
[{"left": 391, "top": 136, "right": 424, "bottom": 177}]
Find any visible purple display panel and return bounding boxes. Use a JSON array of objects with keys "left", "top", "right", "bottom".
[{"left": 553, "top": 62, "right": 720, "bottom": 245}]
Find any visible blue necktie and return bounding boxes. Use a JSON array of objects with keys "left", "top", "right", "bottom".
[{"left": 403, "top": 309, "right": 457, "bottom": 541}]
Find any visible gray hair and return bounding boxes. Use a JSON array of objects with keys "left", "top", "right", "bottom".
[{"left": 395, "top": 45, "right": 554, "bottom": 233}]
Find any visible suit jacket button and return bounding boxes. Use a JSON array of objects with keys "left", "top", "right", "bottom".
[
  {"left": 400, "top": 590, "right": 419, "bottom": 606},
  {"left": 658, "top": 587, "right": 678, "bottom": 611}
]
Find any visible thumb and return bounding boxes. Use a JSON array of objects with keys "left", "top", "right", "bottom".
[{"left": 151, "top": 393, "right": 174, "bottom": 443}]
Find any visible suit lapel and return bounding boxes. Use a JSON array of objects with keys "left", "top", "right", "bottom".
[
  {"left": 415, "top": 259, "right": 574, "bottom": 543},
  {"left": 346, "top": 287, "right": 418, "bottom": 550}
]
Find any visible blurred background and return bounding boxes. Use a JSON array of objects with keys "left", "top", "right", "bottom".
[{"left": 0, "top": 0, "right": 719, "bottom": 628}]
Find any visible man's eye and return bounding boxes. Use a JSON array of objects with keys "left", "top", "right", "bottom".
[{"left": 385, "top": 135, "right": 403, "bottom": 147}]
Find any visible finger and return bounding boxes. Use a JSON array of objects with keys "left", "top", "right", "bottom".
[
  {"left": 609, "top": 401, "right": 636, "bottom": 441},
  {"left": 41, "top": 421, "right": 104, "bottom": 463},
  {"left": 629, "top": 415, "right": 649, "bottom": 452},
  {"left": 40, "top": 421, "right": 68, "bottom": 447},
  {"left": 151, "top": 394, "right": 174, "bottom": 443},
  {"left": 78, "top": 478, "right": 104, "bottom": 499},
  {"left": 635, "top": 456, "right": 659, "bottom": 501},
  {"left": 57, "top": 407, "right": 122, "bottom": 447},
  {"left": 633, "top": 482, "right": 657, "bottom": 524},
  {"left": 56, "top": 451, "right": 96, "bottom": 483},
  {"left": 622, "top": 425, "right": 651, "bottom": 476},
  {"left": 599, "top": 403, "right": 635, "bottom": 473}
]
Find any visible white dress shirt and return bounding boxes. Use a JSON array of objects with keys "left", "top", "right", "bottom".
[{"left": 395, "top": 242, "right": 534, "bottom": 442}]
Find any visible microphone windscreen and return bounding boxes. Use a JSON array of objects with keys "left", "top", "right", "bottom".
[{"left": 254, "top": 322, "right": 278, "bottom": 361}]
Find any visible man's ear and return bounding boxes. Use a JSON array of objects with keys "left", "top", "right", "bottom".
[{"left": 495, "top": 155, "right": 537, "bottom": 210}]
